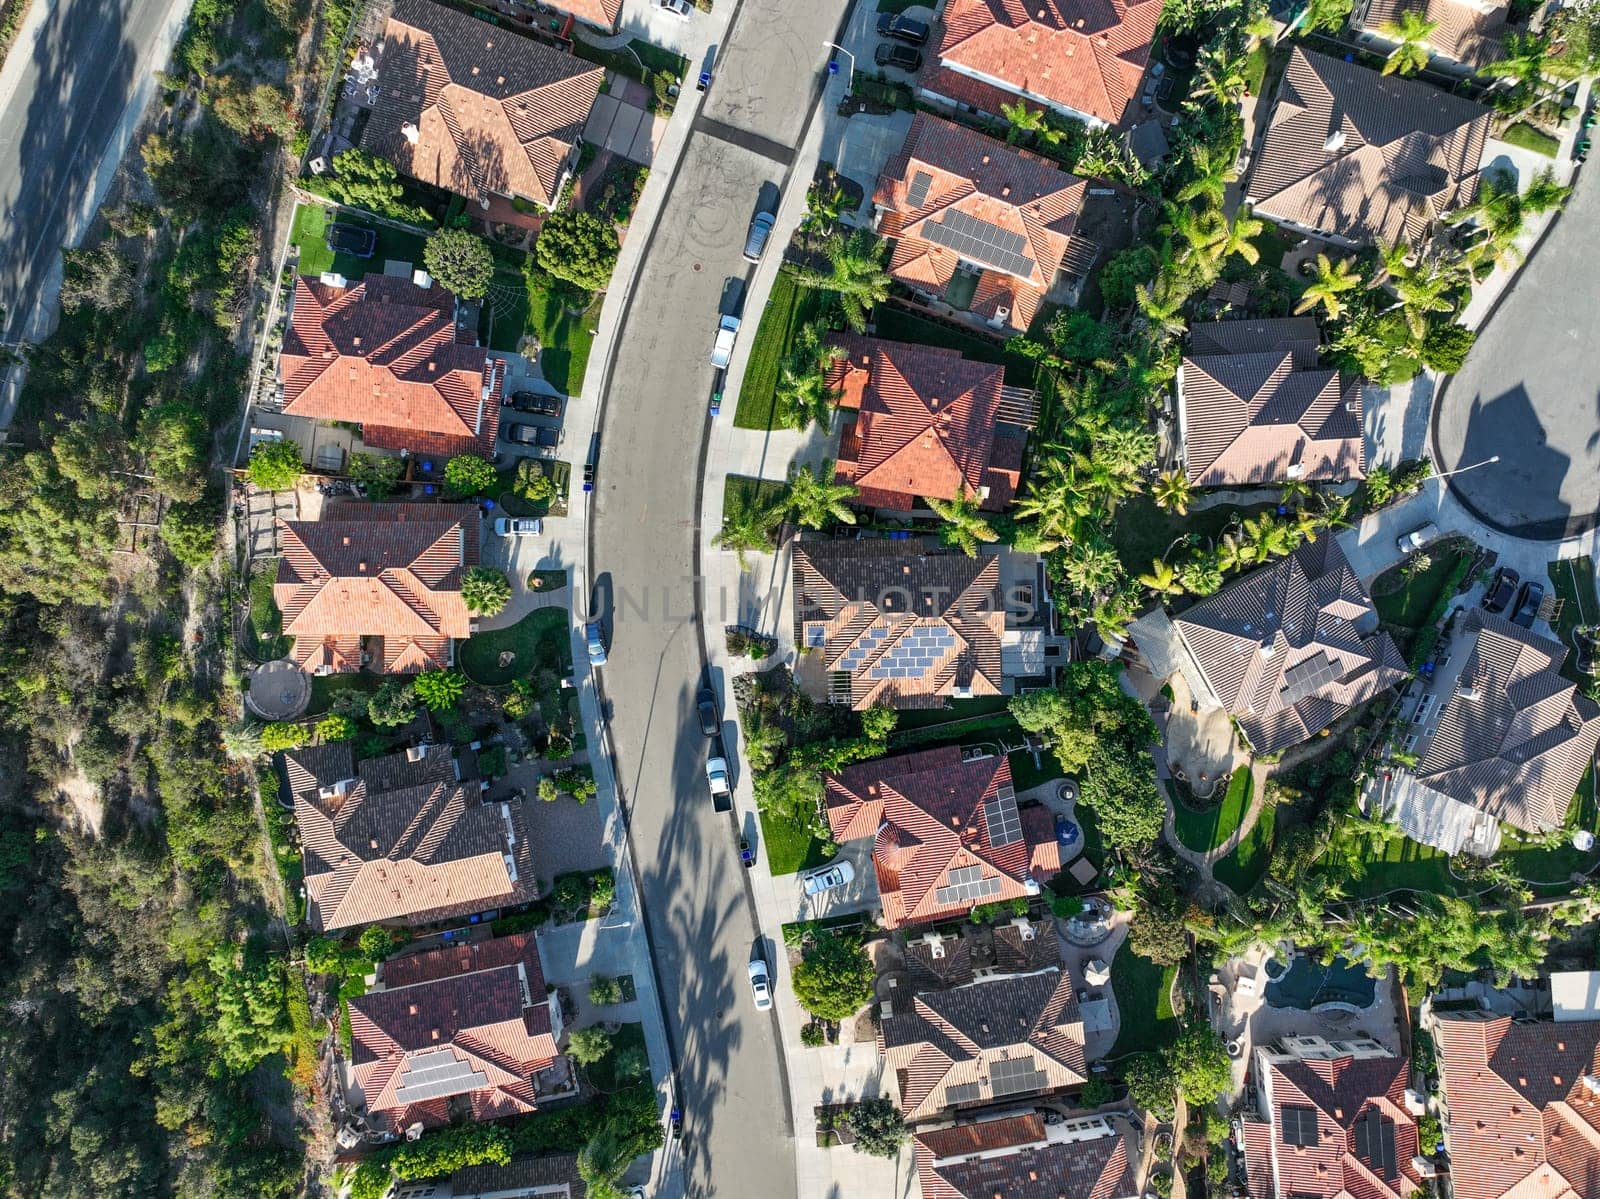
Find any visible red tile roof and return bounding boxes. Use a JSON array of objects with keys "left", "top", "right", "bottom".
[
  {"left": 541, "top": 0, "right": 622, "bottom": 32},
  {"left": 827, "top": 333, "right": 1022, "bottom": 510},
  {"left": 825, "top": 747, "right": 1058, "bottom": 929},
  {"left": 275, "top": 502, "right": 479, "bottom": 677},
  {"left": 1434, "top": 1013, "right": 1600, "bottom": 1199},
  {"left": 875, "top": 113, "right": 1098, "bottom": 333},
  {"left": 362, "top": 0, "right": 604, "bottom": 208},
  {"left": 349, "top": 931, "right": 560, "bottom": 1134},
  {"left": 914, "top": 1112, "right": 1138, "bottom": 1199},
  {"left": 929, "top": 0, "right": 1162, "bottom": 127},
  {"left": 1242, "top": 1050, "right": 1419, "bottom": 1199},
  {"left": 279, "top": 273, "right": 503, "bottom": 458}
]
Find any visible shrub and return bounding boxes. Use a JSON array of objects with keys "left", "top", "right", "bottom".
[
  {"left": 367, "top": 680, "right": 417, "bottom": 728},
  {"left": 790, "top": 931, "right": 873, "bottom": 1022},
  {"left": 568, "top": 1026, "right": 612, "bottom": 1065},
  {"left": 589, "top": 871, "right": 615, "bottom": 911},
  {"left": 144, "top": 332, "right": 182, "bottom": 372},
  {"left": 535, "top": 209, "right": 620, "bottom": 291},
  {"left": 515, "top": 458, "right": 557, "bottom": 502},
  {"left": 348, "top": 452, "right": 405, "bottom": 499},
  {"left": 247, "top": 439, "right": 302, "bottom": 491},
  {"left": 1080, "top": 1077, "right": 1114, "bottom": 1107},
  {"left": 317, "top": 149, "right": 433, "bottom": 224},
  {"left": 462, "top": 566, "right": 512, "bottom": 616},
  {"left": 589, "top": 975, "right": 623, "bottom": 1005},
  {"left": 359, "top": 926, "right": 394, "bottom": 961},
  {"left": 846, "top": 1098, "right": 907, "bottom": 1159},
  {"left": 1420, "top": 323, "right": 1476, "bottom": 373},
  {"left": 556, "top": 767, "right": 597, "bottom": 803},
  {"left": 444, "top": 453, "right": 497, "bottom": 497},
  {"left": 262, "top": 722, "right": 307, "bottom": 751},
  {"left": 800, "top": 1022, "right": 826, "bottom": 1047},
  {"left": 539, "top": 776, "right": 560, "bottom": 802},
  {"left": 424, "top": 229, "right": 495, "bottom": 299},
  {"left": 553, "top": 873, "right": 590, "bottom": 911},
  {"left": 316, "top": 714, "right": 356, "bottom": 742},
  {"left": 413, "top": 669, "right": 466, "bottom": 712}
]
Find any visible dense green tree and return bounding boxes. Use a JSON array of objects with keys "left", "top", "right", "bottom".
[
  {"left": 316, "top": 714, "right": 356, "bottom": 742},
  {"left": 209, "top": 74, "right": 294, "bottom": 139},
  {"left": 414, "top": 669, "right": 466, "bottom": 711},
  {"left": 568, "top": 1026, "right": 613, "bottom": 1065},
  {"left": 846, "top": 1098, "right": 908, "bottom": 1159},
  {"left": 0, "top": 451, "right": 119, "bottom": 605},
  {"left": 58, "top": 244, "right": 135, "bottom": 313},
  {"left": 207, "top": 947, "right": 293, "bottom": 1073},
  {"left": 160, "top": 497, "right": 220, "bottom": 568},
  {"left": 1420, "top": 322, "right": 1476, "bottom": 372},
  {"left": 462, "top": 566, "right": 512, "bottom": 616},
  {"left": 1130, "top": 901, "right": 1191, "bottom": 967},
  {"left": 262, "top": 721, "right": 307, "bottom": 751},
  {"left": 321, "top": 148, "right": 433, "bottom": 223},
  {"left": 791, "top": 931, "right": 874, "bottom": 1021},
  {"left": 247, "top": 439, "right": 303, "bottom": 491},
  {"left": 1097, "top": 244, "right": 1160, "bottom": 311},
  {"left": 1123, "top": 1051, "right": 1175, "bottom": 1120},
  {"left": 1008, "top": 660, "right": 1158, "bottom": 774},
  {"left": 536, "top": 210, "right": 621, "bottom": 291},
  {"left": 424, "top": 229, "right": 495, "bottom": 300},
  {"left": 1167, "top": 1022, "right": 1233, "bottom": 1104},
  {"left": 348, "top": 451, "right": 405, "bottom": 499},
  {"left": 367, "top": 679, "right": 418, "bottom": 727},
  {"left": 137, "top": 399, "right": 208, "bottom": 502}
]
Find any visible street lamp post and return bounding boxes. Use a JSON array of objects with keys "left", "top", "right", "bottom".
[
  {"left": 1433, "top": 454, "right": 1500, "bottom": 481},
  {"left": 822, "top": 41, "right": 855, "bottom": 89}
]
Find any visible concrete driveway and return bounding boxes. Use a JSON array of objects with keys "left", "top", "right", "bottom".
[
  {"left": 785, "top": 839, "right": 879, "bottom": 924},
  {"left": 1433, "top": 161, "right": 1600, "bottom": 541}
]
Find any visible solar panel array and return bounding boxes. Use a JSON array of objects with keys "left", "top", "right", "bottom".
[
  {"left": 1353, "top": 1110, "right": 1397, "bottom": 1179},
  {"left": 982, "top": 793, "right": 1022, "bottom": 848},
  {"left": 989, "top": 1056, "right": 1050, "bottom": 1097},
  {"left": 1280, "top": 650, "right": 1340, "bottom": 705},
  {"left": 1281, "top": 1104, "right": 1318, "bottom": 1148},
  {"left": 837, "top": 624, "right": 890, "bottom": 672},
  {"left": 393, "top": 1050, "right": 489, "bottom": 1104},
  {"left": 944, "top": 1081, "right": 983, "bottom": 1105},
  {"left": 935, "top": 864, "right": 1002, "bottom": 907},
  {"left": 906, "top": 170, "right": 934, "bottom": 208},
  {"left": 803, "top": 622, "right": 827, "bottom": 648},
  {"left": 867, "top": 626, "right": 956, "bottom": 681},
  {"left": 923, "top": 211, "right": 1037, "bottom": 279}
]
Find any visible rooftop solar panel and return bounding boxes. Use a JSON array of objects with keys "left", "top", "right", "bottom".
[
  {"left": 989, "top": 1055, "right": 1050, "bottom": 1097},
  {"left": 1280, "top": 650, "right": 1340, "bottom": 705},
  {"left": 945, "top": 1081, "right": 983, "bottom": 1104},
  {"left": 1281, "top": 1105, "right": 1318, "bottom": 1148},
  {"left": 906, "top": 170, "right": 934, "bottom": 208},
  {"left": 1353, "top": 1109, "right": 1397, "bottom": 1179},
  {"left": 923, "top": 210, "right": 1037, "bottom": 279},
  {"left": 394, "top": 1051, "right": 489, "bottom": 1103},
  {"left": 982, "top": 794, "right": 1023, "bottom": 848}
]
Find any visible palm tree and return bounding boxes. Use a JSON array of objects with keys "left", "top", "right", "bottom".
[
  {"left": 1152, "top": 468, "right": 1193, "bottom": 515},
  {"left": 221, "top": 722, "right": 266, "bottom": 762},
  {"left": 1366, "top": 238, "right": 1412, "bottom": 290},
  {"left": 801, "top": 176, "right": 847, "bottom": 233},
  {"left": 1174, "top": 143, "right": 1238, "bottom": 207},
  {"left": 1190, "top": 44, "right": 1249, "bottom": 106},
  {"left": 577, "top": 1122, "right": 639, "bottom": 1199},
  {"left": 1138, "top": 558, "right": 1186, "bottom": 598},
  {"left": 1299, "top": 0, "right": 1354, "bottom": 34},
  {"left": 1381, "top": 10, "right": 1438, "bottom": 75},
  {"left": 1014, "top": 455, "right": 1094, "bottom": 544},
  {"left": 1060, "top": 539, "right": 1123, "bottom": 596},
  {"left": 1000, "top": 99, "right": 1048, "bottom": 145},
  {"left": 713, "top": 484, "right": 784, "bottom": 568},
  {"left": 1135, "top": 277, "right": 1189, "bottom": 336},
  {"left": 792, "top": 231, "right": 892, "bottom": 332},
  {"left": 1523, "top": 167, "right": 1572, "bottom": 216},
  {"left": 1293, "top": 254, "right": 1362, "bottom": 319},
  {"left": 926, "top": 494, "right": 999, "bottom": 556},
  {"left": 774, "top": 322, "right": 845, "bottom": 430},
  {"left": 1216, "top": 531, "right": 1250, "bottom": 573},
  {"left": 1162, "top": 202, "right": 1228, "bottom": 266},
  {"left": 1178, "top": 555, "right": 1224, "bottom": 596},
  {"left": 1279, "top": 475, "right": 1313, "bottom": 506},
  {"left": 1391, "top": 267, "right": 1458, "bottom": 337},
  {"left": 783, "top": 459, "right": 858, "bottom": 529},
  {"left": 1217, "top": 208, "right": 1265, "bottom": 265},
  {"left": 1479, "top": 30, "right": 1548, "bottom": 92},
  {"left": 1317, "top": 492, "right": 1354, "bottom": 530}
]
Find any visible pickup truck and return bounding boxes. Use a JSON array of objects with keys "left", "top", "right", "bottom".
[
  {"left": 1396, "top": 523, "right": 1441, "bottom": 554},
  {"left": 710, "top": 314, "right": 741, "bottom": 369}
]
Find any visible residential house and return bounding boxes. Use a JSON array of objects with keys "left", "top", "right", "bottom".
[
  {"left": 1239, "top": 1035, "right": 1422, "bottom": 1199},
  {"left": 362, "top": 0, "right": 604, "bottom": 211},
  {"left": 1246, "top": 47, "right": 1491, "bottom": 248},
  {"left": 874, "top": 113, "right": 1100, "bottom": 333},
  {"left": 347, "top": 932, "right": 571, "bottom": 1135},
  {"left": 1127, "top": 538, "right": 1407, "bottom": 754},
  {"left": 277, "top": 272, "right": 504, "bottom": 459},
  {"left": 825, "top": 747, "right": 1060, "bottom": 929},
  {"left": 880, "top": 965, "right": 1084, "bottom": 1119},
  {"left": 913, "top": 1111, "right": 1139, "bottom": 1199},
  {"left": 1372, "top": 609, "right": 1600, "bottom": 857},
  {"left": 903, "top": 915, "right": 1062, "bottom": 992},
  {"left": 827, "top": 333, "right": 1035, "bottom": 512},
  {"left": 541, "top": 0, "right": 623, "bottom": 34},
  {"left": 392, "top": 1153, "right": 586, "bottom": 1199},
  {"left": 1353, "top": 0, "right": 1509, "bottom": 72},
  {"left": 1178, "top": 317, "right": 1366, "bottom": 487},
  {"left": 274, "top": 502, "right": 478, "bottom": 677},
  {"left": 792, "top": 539, "right": 1056, "bottom": 709},
  {"left": 1431, "top": 1003, "right": 1600, "bottom": 1199},
  {"left": 920, "top": 0, "right": 1163, "bottom": 129},
  {"left": 281, "top": 741, "right": 538, "bottom": 932}
]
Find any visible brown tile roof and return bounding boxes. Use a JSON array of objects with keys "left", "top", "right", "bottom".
[
  {"left": 363, "top": 0, "right": 603, "bottom": 209},
  {"left": 1241, "top": 1050, "right": 1419, "bottom": 1199},
  {"left": 274, "top": 503, "right": 479, "bottom": 677},
  {"left": 875, "top": 113, "right": 1099, "bottom": 333},
  {"left": 1358, "top": 0, "right": 1509, "bottom": 68},
  {"left": 282, "top": 742, "right": 538, "bottom": 932},
  {"left": 541, "top": 0, "right": 622, "bottom": 32},
  {"left": 349, "top": 931, "right": 559, "bottom": 1134},
  {"left": 881, "top": 968, "right": 1084, "bottom": 1120},
  {"left": 929, "top": 0, "right": 1162, "bottom": 128},
  {"left": 1411, "top": 610, "right": 1600, "bottom": 832},
  {"left": 279, "top": 273, "right": 502, "bottom": 458},
  {"left": 1171, "top": 537, "right": 1406, "bottom": 754},
  {"left": 792, "top": 540, "right": 1007, "bottom": 710},
  {"left": 914, "top": 1112, "right": 1137, "bottom": 1199},
  {"left": 825, "top": 747, "right": 1059, "bottom": 929},
  {"left": 828, "top": 334, "right": 1021, "bottom": 510},
  {"left": 1247, "top": 47, "right": 1491, "bottom": 247},
  {"left": 448, "top": 1153, "right": 586, "bottom": 1198},
  {"left": 1181, "top": 318, "right": 1365, "bottom": 486},
  {"left": 1435, "top": 1013, "right": 1600, "bottom": 1199}
]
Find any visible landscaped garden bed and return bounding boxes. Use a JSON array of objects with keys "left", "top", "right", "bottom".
[
  {"left": 459, "top": 607, "right": 572, "bottom": 687},
  {"left": 1172, "top": 765, "right": 1253, "bottom": 853}
]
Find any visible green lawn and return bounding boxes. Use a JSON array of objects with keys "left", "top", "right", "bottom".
[
  {"left": 1373, "top": 543, "right": 1474, "bottom": 629},
  {"left": 1173, "top": 766, "right": 1253, "bottom": 853},
  {"left": 722, "top": 474, "right": 789, "bottom": 523},
  {"left": 871, "top": 306, "right": 1037, "bottom": 386},
  {"left": 1108, "top": 942, "right": 1179, "bottom": 1057},
  {"left": 480, "top": 265, "right": 598, "bottom": 395},
  {"left": 1546, "top": 556, "right": 1598, "bottom": 684},
  {"left": 734, "top": 272, "right": 824, "bottom": 430},
  {"left": 1243, "top": 41, "right": 1269, "bottom": 97},
  {"left": 760, "top": 809, "right": 831, "bottom": 876},
  {"left": 1009, "top": 746, "right": 1066, "bottom": 792},
  {"left": 247, "top": 559, "right": 292, "bottom": 660},
  {"left": 497, "top": 459, "right": 572, "bottom": 518},
  {"left": 459, "top": 606, "right": 572, "bottom": 687},
  {"left": 289, "top": 201, "right": 429, "bottom": 280},
  {"left": 308, "top": 672, "right": 382, "bottom": 717},
  {"left": 896, "top": 695, "right": 1012, "bottom": 730},
  {"left": 1108, "top": 494, "right": 1275, "bottom": 576},
  {"left": 1502, "top": 122, "right": 1560, "bottom": 157},
  {"left": 1213, "top": 797, "right": 1276, "bottom": 893}
]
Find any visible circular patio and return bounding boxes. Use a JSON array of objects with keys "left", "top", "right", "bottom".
[{"left": 246, "top": 659, "right": 310, "bottom": 720}]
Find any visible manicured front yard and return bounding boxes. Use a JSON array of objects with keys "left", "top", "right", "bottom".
[
  {"left": 582, "top": 1022, "right": 650, "bottom": 1093},
  {"left": 760, "top": 809, "right": 831, "bottom": 876},
  {"left": 1173, "top": 766, "right": 1253, "bottom": 853},
  {"left": 1546, "top": 556, "right": 1598, "bottom": 684},
  {"left": 459, "top": 606, "right": 572, "bottom": 686},
  {"left": 289, "top": 201, "right": 429, "bottom": 280},
  {"left": 1501, "top": 122, "right": 1560, "bottom": 157},
  {"left": 308, "top": 672, "right": 381, "bottom": 716},
  {"left": 734, "top": 272, "right": 826, "bottom": 430},
  {"left": 481, "top": 265, "right": 598, "bottom": 396},
  {"left": 1373, "top": 542, "right": 1475, "bottom": 629},
  {"left": 1108, "top": 941, "right": 1179, "bottom": 1057}
]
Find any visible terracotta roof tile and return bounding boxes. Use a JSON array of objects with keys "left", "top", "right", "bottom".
[
  {"left": 914, "top": 1112, "right": 1137, "bottom": 1199},
  {"left": 1359, "top": 0, "right": 1509, "bottom": 68},
  {"left": 362, "top": 0, "right": 603, "bottom": 208}
]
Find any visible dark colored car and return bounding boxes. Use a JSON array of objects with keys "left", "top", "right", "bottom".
[
  {"left": 507, "top": 423, "right": 559, "bottom": 448},
  {"left": 696, "top": 688, "right": 720, "bottom": 737},
  {"left": 1511, "top": 580, "right": 1545, "bottom": 628},
  {"left": 507, "top": 390, "right": 562, "bottom": 417},
  {"left": 876, "top": 12, "right": 930, "bottom": 43},
  {"left": 1482, "top": 567, "right": 1520, "bottom": 614},
  {"left": 874, "top": 42, "right": 923, "bottom": 71}
]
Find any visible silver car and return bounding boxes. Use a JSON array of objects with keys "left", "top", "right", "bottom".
[
  {"left": 747, "top": 956, "right": 773, "bottom": 1011},
  {"left": 800, "top": 859, "right": 856, "bottom": 898},
  {"left": 493, "top": 516, "right": 543, "bottom": 536}
]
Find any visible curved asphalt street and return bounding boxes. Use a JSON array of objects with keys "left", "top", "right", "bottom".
[
  {"left": 1433, "top": 162, "right": 1600, "bottom": 541},
  {"left": 587, "top": 1, "right": 848, "bottom": 1194}
]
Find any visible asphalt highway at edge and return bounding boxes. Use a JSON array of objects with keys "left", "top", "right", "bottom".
[{"left": 582, "top": 0, "right": 854, "bottom": 1194}]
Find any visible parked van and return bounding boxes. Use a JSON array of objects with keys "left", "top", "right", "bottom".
[{"left": 743, "top": 209, "right": 776, "bottom": 263}]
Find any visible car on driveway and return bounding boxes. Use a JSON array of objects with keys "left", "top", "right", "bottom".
[
  {"left": 1482, "top": 567, "right": 1519, "bottom": 614},
  {"left": 800, "top": 859, "right": 855, "bottom": 898},
  {"left": 696, "top": 687, "right": 720, "bottom": 736},
  {"left": 1396, "top": 523, "right": 1441, "bottom": 554},
  {"left": 493, "top": 516, "right": 543, "bottom": 536},
  {"left": 876, "top": 12, "right": 930, "bottom": 43},
  {"left": 747, "top": 955, "right": 772, "bottom": 1011},
  {"left": 706, "top": 754, "right": 733, "bottom": 812},
  {"left": 1512, "top": 580, "right": 1545, "bottom": 628},
  {"left": 508, "top": 423, "right": 560, "bottom": 449},
  {"left": 507, "top": 390, "right": 562, "bottom": 417},
  {"left": 655, "top": 0, "right": 693, "bottom": 15},
  {"left": 585, "top": 623, "right": 607, "bottom": 666},
  {"left": 874, "top": 42, "right": 923, "bottom": 71}
]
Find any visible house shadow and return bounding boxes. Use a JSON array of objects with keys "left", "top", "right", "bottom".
[{"left": 1442, "top": 382, "right": 1577, "bottom": 541}]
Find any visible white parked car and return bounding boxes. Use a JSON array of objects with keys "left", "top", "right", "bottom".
[
  {"left": 493, "top": 516, "right": 543, "bottom": 536},
  {"left": 706, "top": 755, "right": 732, "bottom": 812},
  {"left": 1396, "top": 522, "right": 1440, "bottom": 553},
  {"left": 800, "top": 859, "right": 856, "bottom": 897},
  {"left": 747, "top": 956, "right": 773, "bottom": 1011},
  {"left": 710, "top": 313, "right": 742, "bottom": 368},
  {"left": 655, "top": 0, "right": 693, "bottom": 16}
]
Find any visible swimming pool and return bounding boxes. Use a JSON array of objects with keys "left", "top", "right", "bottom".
[{"left": 1264, "top": 954, "right": 1376, "bottom": 1010}]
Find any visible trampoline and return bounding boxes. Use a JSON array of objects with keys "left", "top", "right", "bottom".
[{"left": 1264, "top": 954, "right": 1376, "bottom": 1010}]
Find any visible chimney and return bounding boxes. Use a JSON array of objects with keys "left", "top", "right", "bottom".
[
  {"left": 358, "top": 561, "right": 368, "bottom": 572},
  {"left": 401, "top": 121, "right": 420, "bottom": 145},
  {"left": 431, "top": 1028, "right": 441, "bottom": 1040},
  {"left": 1001, "top": 185, "right": 1011, "bottom": 197},
  {"left": 408, "top": 1003, "right": 418, "bottom": 1015},
  {"left": 342, "top": 536, "right": 351, "bottom": 546},
  {"left": 427, "top": 360, "right": 436, "bottom": 371},
  {"left": 369, "top": 838, "right": 379, "bottom": 848}
]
